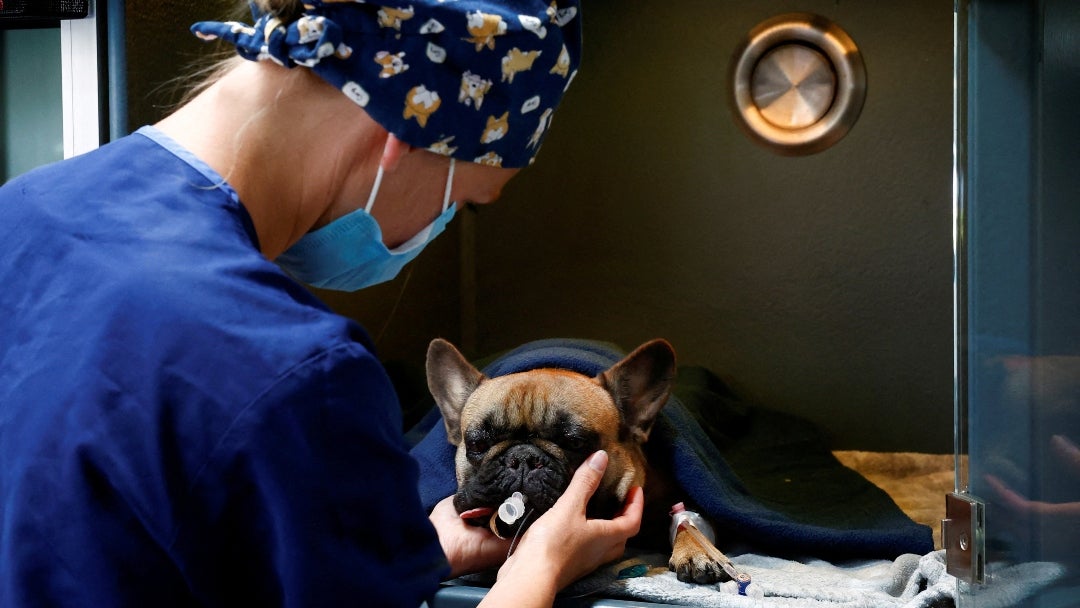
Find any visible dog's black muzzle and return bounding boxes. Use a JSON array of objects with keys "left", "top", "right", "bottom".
[{"left": 455, "top": 442, "right": 570, "bottom": 525}]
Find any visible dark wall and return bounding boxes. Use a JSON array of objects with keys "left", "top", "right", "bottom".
[
  {"left": 466, "top": 0, "right": 955, "bottom": 452},
  {"left": 122, "top": 0, "right": 239, "bottom": 134}
]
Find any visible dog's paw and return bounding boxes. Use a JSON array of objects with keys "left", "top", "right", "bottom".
[
  {"left": 668, "top": 524, "right": 734, "bottom": 584},
  {"left": 668, "top": 548, "right": 731, "bottom": 584}
]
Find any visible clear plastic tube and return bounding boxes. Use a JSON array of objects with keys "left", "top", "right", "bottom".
[
  {"left": 498, "top": 492, "right": 527, "bottom": 524},
  {"left": 490, "top": 492, "right": 528, "bottom": 539},
  {"left": 668, "top": 502, "right": 716, "bottom": 546}
]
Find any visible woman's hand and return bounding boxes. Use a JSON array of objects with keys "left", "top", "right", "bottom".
[
  {"left": 429, "top": 495, "right": 513, "bottom": 579},
  {"left": 986, "top": 434, "right": 1080, "bottom": 518},
  {"left": 479, "top": 450, "right": 644, "bottom": 608}
]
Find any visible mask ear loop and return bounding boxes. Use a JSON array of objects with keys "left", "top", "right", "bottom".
[
  {"left": 364, "top": 164, "right": 385, "bottom": 214},
  {"left": 442, "top": 158, "right": 456, "bottom": 212}
]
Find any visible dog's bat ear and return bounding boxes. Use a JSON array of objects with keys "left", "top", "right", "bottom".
[
  {"left": 426, "top": 338, "right": 485, "bottom": 445},
  {"left": 597, "top": 339, "right": 676, "bottom": 444}
]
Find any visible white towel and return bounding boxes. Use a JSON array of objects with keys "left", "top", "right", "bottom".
[{"left": 556, "top": 550, "right": 1065, "bottom": 608}]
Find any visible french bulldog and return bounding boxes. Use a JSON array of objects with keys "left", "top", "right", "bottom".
[{"left": 426, "top": 337, "right": 733, "bottom": 584}]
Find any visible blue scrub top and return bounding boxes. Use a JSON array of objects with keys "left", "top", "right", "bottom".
[{"left": 0, "top": 127, "right": 449, "bottom": 606}]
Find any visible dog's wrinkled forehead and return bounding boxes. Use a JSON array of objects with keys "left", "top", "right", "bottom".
[{"left": 462, "top": 369, "right": 620, "bottom": 434}]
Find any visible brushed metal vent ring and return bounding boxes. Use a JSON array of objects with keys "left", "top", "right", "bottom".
[{"left": 730, "top": 13, "right": 866, "bottom": 155}]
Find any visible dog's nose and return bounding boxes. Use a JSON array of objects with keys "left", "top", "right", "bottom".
[
  {"left": 508, "top": 454, "right": 541, "bottom": 470},
  {"left": 501, "top": 444, "right": 548, "bottom": 472}
]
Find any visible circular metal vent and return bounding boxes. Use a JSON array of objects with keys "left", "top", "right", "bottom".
[{"left": 730, "top": 14, "right": 866, "bottom": 155}]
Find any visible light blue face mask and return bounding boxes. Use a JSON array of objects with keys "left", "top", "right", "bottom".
[{"left": 276, "top": 158, "right": 457, "bottom": 292}]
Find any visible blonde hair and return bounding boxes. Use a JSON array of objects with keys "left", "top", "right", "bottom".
[
  {"left": 251, "top": 0, "right": 305, "bottom": 22},
  {"left": 174, "top": 0, "right": 307, "bottom": 107}
]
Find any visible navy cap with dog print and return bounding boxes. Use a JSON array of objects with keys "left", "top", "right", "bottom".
[{"left": 192, "top": 1, "right": 582, "bottom": 169}]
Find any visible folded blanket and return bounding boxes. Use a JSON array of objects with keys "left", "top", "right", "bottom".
[
  {"left": 832, "top": 451, "right": 955, "bottom": 549},
  {"left": 409, "top": 339, "right": 934, "bottom": 560}
]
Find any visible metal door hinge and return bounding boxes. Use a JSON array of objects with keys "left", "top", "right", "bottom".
[{"left": 943, "top": 492, "right": 985, "bottom": 584}]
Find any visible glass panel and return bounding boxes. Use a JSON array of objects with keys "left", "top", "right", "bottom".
[
  {"left": 0, "top": 26, "right": 64, "bottom": 181},
  {"left": 958, "top": 0, "right": 1080, "bottom": 605}
]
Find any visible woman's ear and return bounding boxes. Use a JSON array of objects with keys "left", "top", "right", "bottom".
[{"left": 380, "top": 133, "right": 413, "bottom": 172}]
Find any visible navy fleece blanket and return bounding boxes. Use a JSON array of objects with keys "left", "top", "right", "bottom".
[{"left": 408, "top": 339, "right": 933, "bottom": 560}]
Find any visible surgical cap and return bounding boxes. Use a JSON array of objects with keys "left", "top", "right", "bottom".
[{"left": 192, "top": 0, "right": 583, "bottom": 168}]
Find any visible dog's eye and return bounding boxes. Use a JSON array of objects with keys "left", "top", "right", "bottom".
[
  {"left": 562, "top": 436, "right": 586, "bottom": 450},
  {"left": 558, "top": 426, "right": 599, "bottom": 453},
  {"left": 466, "top": 439, "right": 490, "bottom": 457}
]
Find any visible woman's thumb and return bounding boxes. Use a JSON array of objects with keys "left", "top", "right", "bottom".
[{"left": 563, "top": 450, "right": 608, "bottom": 511}]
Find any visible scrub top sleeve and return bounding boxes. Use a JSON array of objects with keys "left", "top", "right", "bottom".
[{"left": 172, "top": 343, "right": 449, "bottom": 607}]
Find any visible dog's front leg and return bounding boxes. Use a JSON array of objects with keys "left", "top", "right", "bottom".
[{"left": 668, "top": 515, "right": 735, "bottom": 584}]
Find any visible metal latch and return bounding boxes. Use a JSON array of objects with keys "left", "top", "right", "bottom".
[{"left": 943, "top": 492, "right": 985, "bottom": 584}]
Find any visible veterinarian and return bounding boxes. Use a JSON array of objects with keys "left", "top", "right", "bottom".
[{"left": 0, "top": 0, "right": 643, "bottom": 606}]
